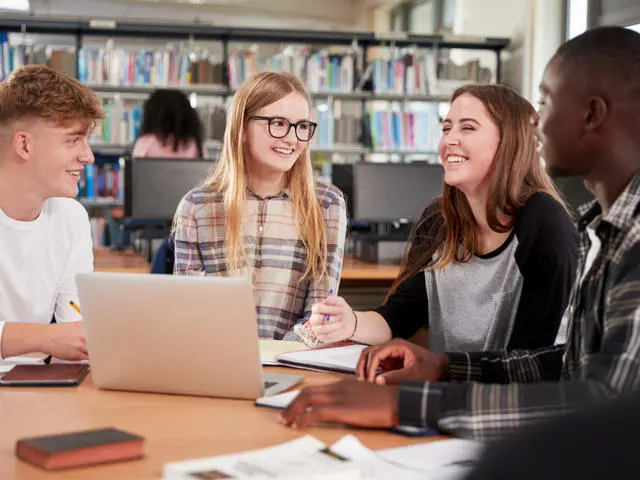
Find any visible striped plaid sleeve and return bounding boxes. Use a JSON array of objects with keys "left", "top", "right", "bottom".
[
  {"left": 173, "top": 193, "right": 205, "bottom": 275},
  {"left": 446, "top": 345, "right": 564, "bottom": 384},
  {"left": 398, "top": 379, "right": 609, "bottom": 440}
]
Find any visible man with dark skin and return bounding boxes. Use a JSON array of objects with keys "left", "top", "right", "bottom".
[{"left": 280, "top": 26, "right": 640, "bottom": 439}]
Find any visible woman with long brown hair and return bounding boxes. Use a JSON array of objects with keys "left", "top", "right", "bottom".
[
  {"left": 308, "top": 84, "right": 578, "bottom": 352},
  {"left": 173, "top": 72, "right": 348, "bottom": 340}
]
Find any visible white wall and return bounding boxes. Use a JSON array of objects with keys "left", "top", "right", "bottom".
[
  {"left": 528, "top": 0, "right": 564, "bottom": 104},
  {"left": 450, "top": 0, "right": 529, "bottom": 73},
  {"left": 448, "top": 0, "right": 564, "bottom": 103},
  {"left": 26, "top": 0, "right": 364, "bottom": 31}
]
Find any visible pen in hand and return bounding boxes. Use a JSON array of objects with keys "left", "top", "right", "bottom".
[{"left": 323, "top": 289, "right": 334, "bottom": 323}]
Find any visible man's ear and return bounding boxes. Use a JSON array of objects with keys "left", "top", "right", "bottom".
[
  {"left": 12, "top": 130, "right": 32, "bottom": 162},
  {"left": 584, "top": 96, "right": 608, "bottom": 132}
]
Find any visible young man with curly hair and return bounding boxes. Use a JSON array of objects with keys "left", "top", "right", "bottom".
[{"left": 0, "top": 65, "right": 103, "bottom": 361}]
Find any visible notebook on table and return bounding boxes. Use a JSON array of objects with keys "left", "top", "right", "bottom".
[
  {"left": 275, "top": 344, "right": 368, "bottom": 374},
  {"left": 16, "top": 427, "right": 144, "bottom": 470},
  {"left": 0, "top": 364, "right": 89, "bottom": 387}
]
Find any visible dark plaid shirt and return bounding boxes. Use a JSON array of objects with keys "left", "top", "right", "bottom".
[{"left": 398, "top": 170, "right": 640, "bottom": 439}]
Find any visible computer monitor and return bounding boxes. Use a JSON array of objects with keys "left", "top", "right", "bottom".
[
  {"left": 351, "top": 163, "right": 444, "bottom": 222},
  {"left": 124, "top": 157, "right": 215, "bottom": 220},
  {"left": 330, "top": 163, "right": 355, "bottom": 220}
]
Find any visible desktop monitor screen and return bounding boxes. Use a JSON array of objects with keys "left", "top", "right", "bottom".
[
  {"left": 352, "top": 163, "right": 444, "bottom": 222},
  {"left": 125, "top": 157, "right": 215, "bottom": 219}
]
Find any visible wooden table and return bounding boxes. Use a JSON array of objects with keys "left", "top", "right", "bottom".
[
  {"left": 341, "top": 255, "right": 400, "bottom": 282},
  {"left": 0, "top": 368, "right": 437, "bottom": 479},
  {"left": 94, "top": 249, "right": 400, "bottom": 281},
  {"left": 94, "top": 249, "right": 150, "bottom": 274}
]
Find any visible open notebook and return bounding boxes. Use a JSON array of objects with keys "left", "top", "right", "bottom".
[
  {"left": 258, "top": 340, "right": 307, "bottom": 366},
  {"left": 275, "top": 344, "right": 368, "bottom": 374}
]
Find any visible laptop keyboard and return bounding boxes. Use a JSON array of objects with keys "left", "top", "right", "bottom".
[{"left": 264, "top": 381, "right": 277, "bottom": 389}]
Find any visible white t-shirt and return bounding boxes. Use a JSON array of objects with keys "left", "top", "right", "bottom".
[{"left": 0, "top": 198, "right": 94, "bottom": 357}]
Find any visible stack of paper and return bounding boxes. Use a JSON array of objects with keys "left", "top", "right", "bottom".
[
  {"left": 375, "top": 438, "right": 485, "bottom": 479},
  {"left": 163, "top": 435, "right": 371, "bottom": 479},
  {"left": 164, "top": 434, "right": 484, "bottom": 480}
]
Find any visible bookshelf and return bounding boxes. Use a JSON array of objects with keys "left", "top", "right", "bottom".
[
  {"left": 0, "top": 18, "right": 508, "bottom": 150},
  {"left": 0, "top": 17, "right": 508, "bottom": 247}
]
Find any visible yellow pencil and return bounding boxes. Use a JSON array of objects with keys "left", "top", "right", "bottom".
[{"left": 69, "top": 300, "right": 81, "bottom": 315}]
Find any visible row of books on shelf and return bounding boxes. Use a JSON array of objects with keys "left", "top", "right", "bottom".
[
  {"left": 371, "top": 50, "right": 436, "bottom": 95},
  {"left": 2, "top": 29, "right": 485, "bottom": 94},
  {"left": 365, "top": 105, "right": 441, "bottom": 151},
  {"left": 91, "top": 99, "right": 143, "bottom": 145},
  {"left": 78, "top": 163, "right": 125, "bottom": 201},
  {"left": 228, "top": 48, "right": 356, "bottom": 93},
  {"left": 88, "top": 96, "right": 440, "bottom": 151},
  {"left": 0, "top": 34, "right": 77, "bottom": 80},
  {"left": 78, "top": 44, "right": 224, "bottom": 87}
]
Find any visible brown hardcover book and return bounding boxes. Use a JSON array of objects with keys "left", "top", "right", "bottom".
[
  {"left": 16, "top": 427, "right": 145, "bottom": 470},
  {"left": 0, "top": 364, "right": 89, "bottom": 386}
]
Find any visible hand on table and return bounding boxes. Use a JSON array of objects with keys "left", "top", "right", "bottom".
[
  {"left": 356, "top": 338, "right": 448, "bottom": 384},
  {"left": 42, "top": 322, "right": 88, "bottom": 361},
  {"left": 279, "top": 379, "right": 398, "bottom": 429}
]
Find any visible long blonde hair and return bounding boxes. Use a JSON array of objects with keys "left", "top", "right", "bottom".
[
  {"left": 205, "top": 72, "right": 328, "bottom": 281},
  {"left": 387, "top": 84, "right": 568, "bottom": 299}
]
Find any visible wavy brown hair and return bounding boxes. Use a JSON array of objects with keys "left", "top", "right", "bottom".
[
  {"left": 0, "top": 65, "right": 103, "bottom": 136},
  {"left": 386, "top": 84, "right": 566, "bottom": 300}
]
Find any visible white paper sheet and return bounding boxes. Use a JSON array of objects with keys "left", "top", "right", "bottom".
[
  {"left": 0, "top": 364, "right": 14, "bottom": 374},
  {"left": 377, "top": 438, "right": 485, "bottom": 479},
  {"left": 332, "top": 434, "right": 484, "bottom": 480},
  {"left": 163, "top": 435, "right": 368, "bottom": 479},
  {"left": 255, "top": 389, "right": 300, "bottom": 409},
  {"left": 331, "top": 435, "right": 423, "bottom": 480},
  {"left": 259, "top": 340, "right": 307, "bottom": 365},
  {"left": 0, "top": 356, "right": 45, "bottom": 374}
]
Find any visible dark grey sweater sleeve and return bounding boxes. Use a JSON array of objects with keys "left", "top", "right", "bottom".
[
  {"left": 373, "top": 272, "right": 429, "bottom": 339},
  {"left": 507, "top": 192, "right": 579, "bottom": 350}
]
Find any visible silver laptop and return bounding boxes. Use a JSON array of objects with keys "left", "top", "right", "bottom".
[{"left": 75, "top": 272, "right": 302, "bottom": 399}]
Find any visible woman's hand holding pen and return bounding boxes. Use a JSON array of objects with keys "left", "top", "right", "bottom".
[{"left": 309, "top": 295, "right": 357, "bottom": 344}]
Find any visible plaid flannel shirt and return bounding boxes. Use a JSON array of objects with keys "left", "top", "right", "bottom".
[
  {"left": 398, "top": 170, "right": 640, "bottom": 439},
  {"left": 173, "top": 181, "right": 347, "bottom": 340}
]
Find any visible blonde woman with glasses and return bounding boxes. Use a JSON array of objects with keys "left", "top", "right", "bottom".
[{"left": 173, "top": 72, "right": 348, "bottom": 341}]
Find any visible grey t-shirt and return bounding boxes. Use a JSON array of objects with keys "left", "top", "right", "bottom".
[{"left": 375, "top": 192, "right": 578, "bottom": 353}]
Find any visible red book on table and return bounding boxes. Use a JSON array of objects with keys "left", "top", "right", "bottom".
[{"left": 16, "top": 427, "right": 144, "bottom": 470}]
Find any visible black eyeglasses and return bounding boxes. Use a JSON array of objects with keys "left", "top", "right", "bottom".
[{"left": 248, "top": 116, "right": 317, "bottom": 142}]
